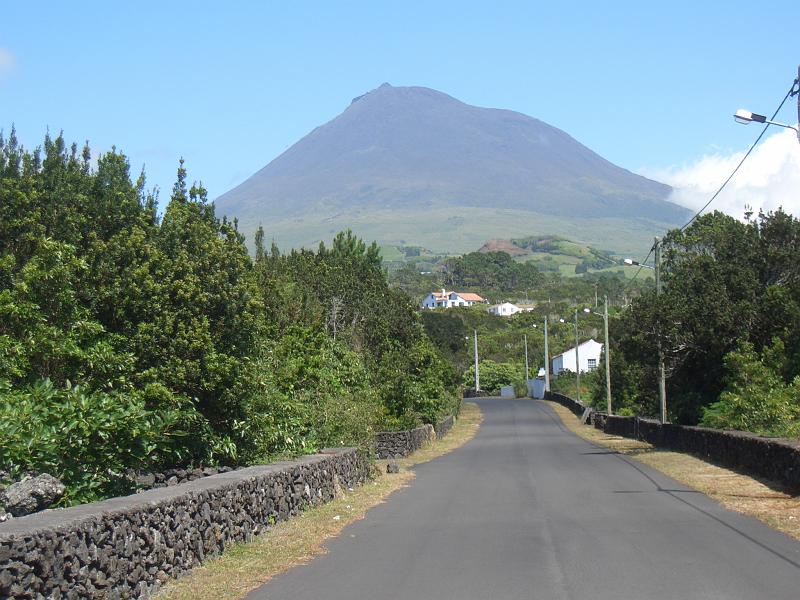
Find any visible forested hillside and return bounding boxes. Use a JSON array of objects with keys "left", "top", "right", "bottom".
[{"left": 0, "top": 129, "right": 458, "bottom": 505}]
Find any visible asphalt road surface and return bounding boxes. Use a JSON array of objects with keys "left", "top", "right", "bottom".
[{"left": 247, "top": 398, "right": 800, "bottom": 599}]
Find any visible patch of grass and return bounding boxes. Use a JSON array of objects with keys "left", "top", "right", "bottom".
[
  {"left": 545, "top": 400, "right": 800, "bottom": 541},
  {"left": 155, "top": 403, "right": 483, "bottom": 600}
]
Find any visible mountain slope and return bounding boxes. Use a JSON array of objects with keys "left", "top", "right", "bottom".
[{"left": 216, "top": 83, "right": 690, "bottom": 254}]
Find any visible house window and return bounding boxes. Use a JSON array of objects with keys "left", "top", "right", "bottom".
[{"left": 587, "top": 359, "right": 597, "bottom": 371}]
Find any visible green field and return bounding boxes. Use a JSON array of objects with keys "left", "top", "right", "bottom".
[{"left": 238, "top": 206, "right": 677, "bottom": 259}]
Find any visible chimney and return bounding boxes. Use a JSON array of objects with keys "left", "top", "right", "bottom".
[{"left": 442, "top": 288, "right": 446, "bottom": 296}]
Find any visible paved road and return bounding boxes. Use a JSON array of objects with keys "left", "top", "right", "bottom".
[{"left": 248, "top": 399, "right": 800, "bottom": 599}]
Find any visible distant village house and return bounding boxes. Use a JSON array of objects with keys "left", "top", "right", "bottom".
[
  {"left": 421, "top": 289, "right": 487, "bottom": 309},
  {"left": 551, "top": 339, "right": 604, "bottom": 375},
  {"left": 487, "top": 302, "right": 536, "bottom": 317}
]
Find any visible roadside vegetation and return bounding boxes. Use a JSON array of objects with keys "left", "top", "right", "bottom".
[
  {"left": 0, "top": 130, "right": 459, "bottom": 505},
  {"left": 590, "top": 210, "right": 800, "bottom": 434},
  {"left": 155, "top": 402, "right": 483, "bottom": 600},
  {"left": 409, "top": 208, "right": 800, "bottom": 438}
]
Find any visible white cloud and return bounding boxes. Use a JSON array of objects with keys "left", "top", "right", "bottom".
[
  {"left": 0, "top": 48, "right": 15, "bottom": 81},
  {"left": 643, "top": 127, "right": 800, "bottom": 220}
]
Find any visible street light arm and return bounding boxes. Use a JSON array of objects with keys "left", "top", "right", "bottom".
[
  {"left": 623, "top": 258, "right": 655, "bottom": 270},
  {"left": 735, "top": 107, "right": 800, "bottom": 143}
]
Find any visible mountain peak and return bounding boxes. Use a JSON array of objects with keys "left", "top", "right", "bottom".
[
  {"left": 351, "top": 82, "right": 394, "bottom": 105},
  {"left": 216, "top": 84, "right": 690, "bottom": 254}
]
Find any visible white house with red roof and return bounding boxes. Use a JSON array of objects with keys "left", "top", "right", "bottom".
[{"left": 421, "top": 289, "right": 487, "bottom": 309}]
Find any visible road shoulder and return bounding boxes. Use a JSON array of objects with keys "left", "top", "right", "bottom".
[{"left": 544, "top": 400, "right": 800, "bottom": 542}]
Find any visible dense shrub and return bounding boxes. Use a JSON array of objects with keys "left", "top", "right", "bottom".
[
  {"left": 0, "top": 379, "right": 188, "bottom": 504},
  {"left": 462, "top": 360, "right": 523, "bottom": 395},
  {"left": 234, "top": 327, "right": 384, "bottom": 462},
  {"left": 700, "top": 340, "right": 800, "bottom": 437}
]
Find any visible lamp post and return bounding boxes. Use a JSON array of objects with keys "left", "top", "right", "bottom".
[
  {"left": 524, "top": 333, "right": 529, "bottom": 381},
  {"left": 624, "top": 237, "right": 667, "bottom": 423},
  {"left": 535, "top": 318, "right": 552, "bottom": 392},
  {"left": 733, "top": 64, "right": 800, "bottom": 144},
  {"left": 584, "top": 296, "right": 612, "bottom": 415},
  {"left": 473, "top": 329, "right": 480, "bottom": 392},
  {"left": 544, "top": 316, "right": 551, "bottom": 392},
  {"left": 574, "top": 308, "right": 581, "bottom": 403}
]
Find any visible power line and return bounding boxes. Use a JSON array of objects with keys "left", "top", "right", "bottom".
[
  {"left": 621, "top": 73, "right": 799, "bottom": 294},
  {"left": 679, "top": 78, "right": 799, "bottom": 232},
  {"left": 622, "top": 244, "right": 655, "bottom": 294}
]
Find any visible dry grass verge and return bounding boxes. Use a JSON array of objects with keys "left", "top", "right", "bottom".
[
  {"left": 156, "top": 403, "right": 483, "bottom": 600},
  {"left": 545, "top": 400, "right": 800, "bottom": 541}
]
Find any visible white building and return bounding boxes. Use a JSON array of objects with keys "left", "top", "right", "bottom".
[
  {"left": 551, "top": 339, "right": 604, "bottom": 376},
  {"left": 421, "top": 289, "right": 486, "bottom": 309},
  {"left": 488, "top": 302, "right": 521, "bottom": 316},
  {"left": 487, "top": 302, "right": 537, "bottom": 317}
]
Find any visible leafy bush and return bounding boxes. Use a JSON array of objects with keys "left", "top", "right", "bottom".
[
  {"left": 235, "top": 327, "right": 385, "bottom": 462},
  {"left": 700, "top": 340, "right": 800, "bottom": 437},
  {"left": 513, "top": 379, "right": 529, "bottom": 398},
  {"left": 0, "top": 379, "right": 189, "bottom": 504},
  {"left": 462, "top": 360, "right": 522, "bottom": 395}
]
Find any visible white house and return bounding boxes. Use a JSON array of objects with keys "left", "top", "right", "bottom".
[
  {"left": 487, "top": 302, "right": 537, "bottom": 317},
  {"left": 488, "top": 302, "right": 521, "bottom": 316},
  {"left": 421, "top": 289, "right": 486, "bottom": 310},
  {"left": 551, "top": 339, "right": 604, "bottom": 376}
]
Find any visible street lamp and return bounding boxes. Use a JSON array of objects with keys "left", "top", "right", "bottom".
[
  {"left": 734, "top": 65, "right": 800, "bottom": 143},
  {"left": 734, "top": 109, "right": 800, "bottom": 142},
  {"left": 623, "top": 258, "right": 654, "bottom": 269},
  {"left": 583, "top": 297, "right": 612, "bottom": 415}
]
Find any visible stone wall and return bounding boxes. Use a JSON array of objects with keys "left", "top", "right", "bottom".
[
  {"left": 0, "top": 448, "right": 369, "bottom": 599},
  {"left": 544, "top": 392, "right": 800, "bottom": 490},
  {"left": 434, "top": 416, "right": 455, "bottom": 440},
  {"left": 545, "top": 391, "right": 588, "bottom": 419},
  {"left": 602, "top": 415, "right": 800, "bottom": 489},
  {"left": 375, "top": 424, "right": 435, "bottom": 459}
]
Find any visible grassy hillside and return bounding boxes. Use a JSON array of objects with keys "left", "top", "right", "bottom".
[
  {"left": 483, "top": 235, "right": 639, "bottom": 278},
  {"left": 241, "top": 206, "right": 673, "bottom": 259}
]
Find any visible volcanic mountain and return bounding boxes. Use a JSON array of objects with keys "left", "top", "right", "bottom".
[{"left": 215, "top": 83, "right": 689, "bottom": 255}]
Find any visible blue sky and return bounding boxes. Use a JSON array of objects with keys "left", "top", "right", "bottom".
[{"left": 2, "top": 1, "right": 798, "bottom": 214}]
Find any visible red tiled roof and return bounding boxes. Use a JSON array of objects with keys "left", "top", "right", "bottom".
[{"left": 458, "top": 293, "right": 485, "bottom": 302}]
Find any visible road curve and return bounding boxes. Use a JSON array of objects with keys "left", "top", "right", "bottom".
[{"left": 247, "top": 399, "right": 800, "bottom": 599}]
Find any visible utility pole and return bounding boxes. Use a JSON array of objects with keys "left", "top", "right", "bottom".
[
  {"left": 574, "top": 308, "right": 581, "bottom": 403},
  {"left": 524, "top": 334, "right": 529, "bottom": 381},
  {"left": 473, "top": 329, "right": 480, "bottom": 392},
  {"left": 604, "top": 295, "right": 612, "bottom": 415},
  {"left": 655, "top": 237, "right": 667, "bottom": 423},
  {"left": 544, "top": 316, "right": 551, "bottom": 392}
]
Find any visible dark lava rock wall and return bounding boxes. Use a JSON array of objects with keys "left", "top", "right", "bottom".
[
  {"left": 435, "top": 415, "right": 455, "bottom": 440},
  {"left": 0, "top": 448, "right": 368, "bottom": 599},
  {"left": 375, "top": 424, "right": 435, "bottom": 459},
  {"left": 545, "top": 392, "right": 800, "bottom": 490}
]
